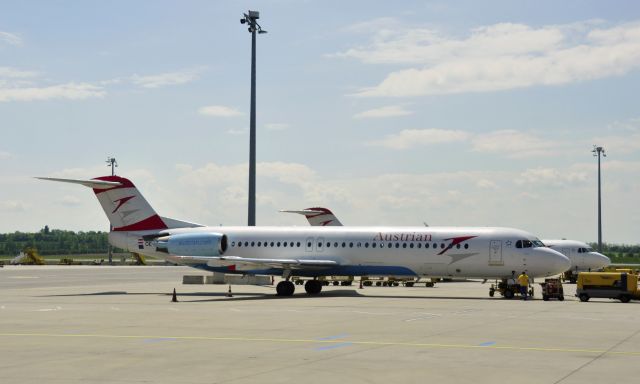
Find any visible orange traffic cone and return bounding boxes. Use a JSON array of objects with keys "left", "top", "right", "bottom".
[
  {"left": 171, "top": 288, "right": 178, "bottom": 302},
  {"left": 227, "top": 284, "right": 233, "bottom": 297},
  {"left": 359, "top": 279, "right": 363, "bottom": 289}
]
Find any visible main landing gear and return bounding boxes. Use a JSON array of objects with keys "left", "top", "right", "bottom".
[
  {"left": 276, "top": 280, "right": 295, "bottom": 296},
  {"left": 304, "top": 279, "right": 322, "bottom": 295},
  {"left": 276, "top": 279, "right": 323, "bottom": 296}
]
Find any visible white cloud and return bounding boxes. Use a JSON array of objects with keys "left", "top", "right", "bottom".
[
  {"left": 591, "top": 133, "right": 640, "bottom": 154},
  {"left": 1, "top": 200, "right": 30, "bottom": 212},
  {"left": 131, "top": 68, "right": 202, "bottom": 88},
  {"left": 515, "top": 167, "right": 588, "bottom": 186},
  {"left": 0, "top": 82, "right": 105, "bottom": 102},
  {"left": 198, "top": 105, "right": 243, "bottom": 117},
  {"left": 0, "top": 67, "right": 38, "bottom": 78},
  {"left": 334, "top": 20, "right": 640, "bottom": 97},
  {"left": 367, "top": 128, "right": 470, "bottom": 149},
  {"left": 354, "top": 105, "right": 413, "bottom": 119},
  {"left": 472, "top": 130, "right": 558, "bottom": 158},
  {"left": 0, "top": 151, "right": 10, "bottom": 159},
  {"left": 58, "top": 195, "right": 83, "bottom": 207},
  {"left": 265, "top": 123, "right": 289, "bottom": 130},
  {"left": 0, "top": 31, "right": 22, "bottom": 46}
]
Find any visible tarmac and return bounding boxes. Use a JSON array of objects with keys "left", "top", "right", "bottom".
[{"left": 1, "top": 265, "right": 639, "bottom": 384}]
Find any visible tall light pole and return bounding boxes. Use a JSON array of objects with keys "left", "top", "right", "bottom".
[
  {"left": 106, "top": 157, "right": 117, "bottom": 264},
  {"left": 592, "top": 145, "right": 606, "bottom": 252},
  {"left": 240, "top": 10, "right": 267, "bottom": 226}
]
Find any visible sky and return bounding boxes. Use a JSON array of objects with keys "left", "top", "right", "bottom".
[{"left": 1, "top": 0, "right": 639, "bottom": 244}]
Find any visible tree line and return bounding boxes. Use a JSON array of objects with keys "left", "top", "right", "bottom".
[{"left": 0, "top": 226, "right": 118, "bottom": 256}]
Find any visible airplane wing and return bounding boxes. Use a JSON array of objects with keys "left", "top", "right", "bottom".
[{"left": 166, "top": 255, "right": 338, "bottom": 270}]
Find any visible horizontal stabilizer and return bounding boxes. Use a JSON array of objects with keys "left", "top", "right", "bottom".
[{"left": 36, "top": 177, "right": 121, "bottom": 190}]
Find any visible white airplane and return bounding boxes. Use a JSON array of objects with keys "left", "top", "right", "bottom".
[
  {"left": 284, "top": 207, "right": 611, "bottom": 279},
  {"left": 543, "top": 240, "right": 610, "bottom": 279},
  {"left": 38, "top": 176, "right": 570, "bottom": 296}
]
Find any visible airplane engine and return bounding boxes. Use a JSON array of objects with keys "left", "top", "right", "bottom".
[{"left": 157, "top": 232, "right": 228, "bottom": 256}]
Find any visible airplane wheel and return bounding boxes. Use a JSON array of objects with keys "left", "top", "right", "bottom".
[
  {"left": 579, "top": 293, "right": 589, "bottom": 302},
  {"left": 489, "top": 289, "right": 495, "bottom": 297},
  {"left": 276, "top": 281, "right": 295, "bottom": 296},
  {"left": 558, "top": 295, "right": 564, "bottom": 301},
  {"left": 304, "top": 280, "right": 322, "bottom": 295},
  {"left": 426, "top": 282, "right": 435, "bottom": 287},
  {"left": 620, "top": 295, "right": 631, "bottom": 303}
]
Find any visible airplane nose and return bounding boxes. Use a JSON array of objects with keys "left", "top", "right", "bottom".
[
  {"left": 586, "top": 252, "right": 611, "bottom": 270},
  {"left": 532, "top": 248, "right": 570, "bottom": 276}
]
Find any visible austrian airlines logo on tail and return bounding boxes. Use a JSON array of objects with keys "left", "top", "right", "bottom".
[
  {"left": 438, "top": 236, "right": 477, "bottom": 255},
  {"left": 112, "top": 196, "right": 135, "bottom": 213}
]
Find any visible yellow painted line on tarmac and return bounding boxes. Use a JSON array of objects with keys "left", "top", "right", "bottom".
[{"left": 0, "top": 332, "right": 639, "bottom": 356}]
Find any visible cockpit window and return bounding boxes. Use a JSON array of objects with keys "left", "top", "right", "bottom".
[{"left": 531, "top": 239, "right": 545, "bottom": 248}]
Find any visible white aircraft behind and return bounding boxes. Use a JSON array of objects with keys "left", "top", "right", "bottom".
[
  {"left": 38, "top": 176, "right": 570, "bottom": 296},
  {"left": 543, "top": 240, "right": 610, "bottom": 274},
  {"left": 283, "top": 207, "right": 611, "bottom": 277}
]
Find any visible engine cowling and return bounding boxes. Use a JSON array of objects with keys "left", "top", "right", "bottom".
[{"left": 157, "top": 232, "right": 228, "bottom": 256}]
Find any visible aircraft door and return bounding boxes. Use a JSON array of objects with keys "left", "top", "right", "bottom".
[
  {"left": 489, "top": 240, "right": 503, "bottom": 265},
  {"left": 305, "top": 237, "right": 314, "bottom": 252},
  {"left": 316, "top": 237, "right": 325, "bottom": 252}
]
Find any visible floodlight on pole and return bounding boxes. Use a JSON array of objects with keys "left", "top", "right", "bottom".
[
  {"left": 240, "top": 10, "right": 267, "bottom": 226},
  {"left": 106, "top": 157, "right": 118, "bottom": 176},
  {"left": 105, "top": 156, "right": 118, "bottom": 264},
  {"left": 592, "top": 145, "right": 606, "bottom": 252}
]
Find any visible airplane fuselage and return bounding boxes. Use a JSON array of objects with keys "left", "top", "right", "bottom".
[{"left": 111, "top": 226, "right": 569, "bottom": 279}]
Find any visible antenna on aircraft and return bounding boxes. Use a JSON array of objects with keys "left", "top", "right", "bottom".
[{"left": 240, "top": 10, "right": 267, "bottom": 226}]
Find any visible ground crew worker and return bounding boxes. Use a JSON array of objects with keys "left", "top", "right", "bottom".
[{"left": 517, "top": 271, "right": 530, "bottom": 300}]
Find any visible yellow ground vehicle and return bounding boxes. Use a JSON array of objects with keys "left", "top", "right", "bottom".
[{"left": 576, "top": 272, "right": 640, "bottom": 303}]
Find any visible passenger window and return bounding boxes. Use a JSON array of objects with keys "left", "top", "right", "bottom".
[
  {"left": 296, "top": 242, "right": 300, "bottom": 247},
  {"left": 334, "top": 242, "right": 338, "bottom": 248},
  {"left": 349, "top": 242, "right": 353, "bottom": 248},
  {"left": 516, "top": 240, "right": 522, "bottom": 249},
  {"left": 388, "top": 243, "right": 392, "bottom": 248},
  {"left": 251, "top": 241, "right": 255, "bottom": 247},
  {"left": 257, "top": 241, "right": 261, "bottom": 246},
  {"left": 342, "top": 242, "right": 346, "bottom": 248},
  {"left": 417, "top": 243, "right": 421, "bottom": 249},
  {"left": 244, "top": 241, "right": 248, "bottom": 247},
  {"left": 357, "top": 242, "right": 361, "bottom": 248},
  {"left": 283, "top": 242, "right": 287, "bottom": 247},
  {"left": 395, "top": 243, "right": 400, "bottom": 248},
  {"left": 231, "top": 241, "right": 236, "bottom": 247},
  {"left": 456, "top": 244, "right": 460, "bottom": 249},
  {"left": 270, "top": 242, "right": 274, "bottom": 247},
  {"left": 464, "top": 244, "right": 469, "bottom": 249},
  {"left": 410, "top": 243, "right": 414, "bottom": 249},
  {"left": 277, "top": 242, "right": 281, "bottom": 247},
  {"left": 307, "top": 242, "right": 312, "bottom": 248},
  {"left": 402, "top": 243, "right": 407, "bottom": 249},
  {"left": 440, "top": 243, "right": 445, "bottom": 249},
  {"left": 365, "top": 243, "right": 369, "bottom": 248},
  {"left": 238, "top": 242, "right": 242, "bottom": 247},
  {"left": 372, "top": 243, "right": 377, "bottom": 248}
]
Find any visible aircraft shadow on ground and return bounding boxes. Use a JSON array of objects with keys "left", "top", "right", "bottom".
[{"left": 39, "top": 288, "right": 608, "bottom": 303}]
